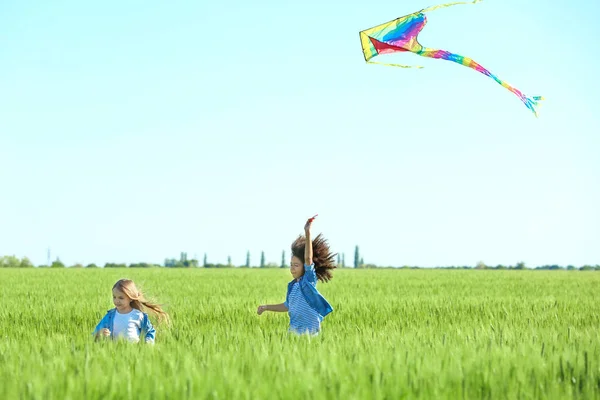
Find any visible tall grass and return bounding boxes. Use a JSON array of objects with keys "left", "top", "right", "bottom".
[{"left": 1, "top": 268, "right": 598, "bottom": 399}]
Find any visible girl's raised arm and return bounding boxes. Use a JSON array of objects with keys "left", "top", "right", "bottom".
[{"left": 304, "top": 215, "right": 316, "bottom": 266}]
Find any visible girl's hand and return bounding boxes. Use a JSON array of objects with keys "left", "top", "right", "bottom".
[
  {"left": 257, "top": 305, "right": 267, "bottom": 315},
  {"left": 100, "top": 328, "right": 110, "bottom": 337},
  {"left": 305, "top": 214, "right": 317, "bottom": 232}
]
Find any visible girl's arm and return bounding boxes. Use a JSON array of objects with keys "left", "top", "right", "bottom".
[
  {"left": 142, "top": 314, "right": 156, "bottom": 344},
  {"left": 94, "top": 329, "right": 111, "bottom": 340},
  {"left": 304, "top": 217, "right": 314, "bottom": 266},
  {"left": 257, "top": 303, "right": 288, "bottom": 315},
  {"left": 92, "top": 313, "right": 111, "bottom": 340}
]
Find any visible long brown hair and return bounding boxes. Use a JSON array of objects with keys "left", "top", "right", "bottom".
[
  {"left": 113, "top": 279, "right": 170, "bottom": 324},
  {"left": 291, "top": 233, "right": 337, "bottom": 282}
]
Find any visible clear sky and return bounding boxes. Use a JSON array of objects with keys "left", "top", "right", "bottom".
[{"left": 1, "top": 0, "right": 598, "bottom": 268}]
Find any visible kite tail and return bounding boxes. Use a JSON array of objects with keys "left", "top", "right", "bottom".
[
  {"left": 419, "top": 48, "right": 544, "bottom": 116},
  {"left": 421, "top": 0, "right": 482, "bottom": 14}
]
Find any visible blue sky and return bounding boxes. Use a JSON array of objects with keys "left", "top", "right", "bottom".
[{"left": 1, "top": 0, "right": 598, "bottom": 267}]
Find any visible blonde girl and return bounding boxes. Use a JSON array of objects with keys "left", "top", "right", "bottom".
[{"left": 93, "top": 279, "right": 169, "bottom": 344}]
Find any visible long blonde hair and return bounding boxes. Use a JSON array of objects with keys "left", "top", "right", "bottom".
[{"left": 113, "top": 279, "right": 169, "bottom": 324}]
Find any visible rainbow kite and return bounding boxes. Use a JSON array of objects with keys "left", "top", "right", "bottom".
[{"left": 359, "top": 0, "right": 544, "bottom": 117}]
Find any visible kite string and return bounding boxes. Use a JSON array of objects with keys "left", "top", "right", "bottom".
[
  {"left": 367, "top": 60, "right": 424, "bottom": 69},
  {"left": 421, "top": 0, "right": 482, "bottom": 14}
]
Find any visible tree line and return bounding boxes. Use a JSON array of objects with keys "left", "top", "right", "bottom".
[
  {"left": 1, "top": 250, "right": 598, "bottom": 271},
  {"left": 0, "top": 246, "right": 364, "bottom": 269}
]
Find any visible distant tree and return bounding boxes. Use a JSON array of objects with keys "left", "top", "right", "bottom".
[
  {"left": 354, "top": 246, "right": 360, "bottom": 268},
  {"left": 208, "top": 263, "right": 229, "bottom": 268},
  {"left": 515, "top": 261, "right": 526, "bottom": 270},
  {"left": 245, "top": 251, "right": 250, "bottom": 268},
  {"left": 475, "top": 261, "right": 487, "bottom": 270},
  {"left": 203, "top": 253, "right": 208, "bottom": 268},
  {"left": 129, "top": 263, "right": 154, "bottom": 268},
  {"left": 19, "top": 257, "right": 34, "bottom": 268},
  {"left": 85, "top": 263, "right": 98, "bottom": 268},
  {"left": 494, "top": 264, "right": 506, "bottom": 270},
  {"left": 164, "top": 258, "right": 174, "bottom": 267},
  {"left": 260, "top": 251, "right": 265, "bottom": 268},
  {"left": 104, "top": 262, "right": 126, "bottom": 268},
  {"left": 227, "top": 256, "right": 232, "bottom": 267},
  {"left": 360, "top": 257, "right": 364, "bottom": 268},
  {"left": 1, "top": 255, "right": 20, "bottom": 268},
  {"left": 580, "top": 265, "right": 594, "bottom": 271},
  {"left": 337, "top": 253, "right": 341, "bottom": 267},
  {"left": 51, "top": 259, "right": 65, "bottom": 268},
  {"left": 71, "top": 263, "right": 84, "bottom": 268},
  {"left": 341, "top": 253, "right": 345, "bottom": 268},
  {"left": 538, "top": 265, "right": 563, "bottom": 270},
  {"left": 281, "top": 251, "right": 286, "bottom": 268},
  {"left": 567, "top": 265, "right": 576, "bottom": 271}
]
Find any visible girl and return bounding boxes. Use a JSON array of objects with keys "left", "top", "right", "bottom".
[
  {"left": 257, "top": 216, "right": 336, "bottom": 335},
  {"left": 93, "top": 279, "right": 169, "bottom": 344}
]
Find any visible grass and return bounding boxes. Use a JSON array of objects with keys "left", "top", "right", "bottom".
[{"left": 0, "top": 268, "right": 599, "bottom": 399}]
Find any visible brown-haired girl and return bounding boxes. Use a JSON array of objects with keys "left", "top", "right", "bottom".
[{"left": 257, "top": 216, "right": 337, "bottom": 335}]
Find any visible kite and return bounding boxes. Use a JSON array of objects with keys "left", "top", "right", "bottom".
[{"left": 359, "top": 0, "right": 544, "bottom": 116}]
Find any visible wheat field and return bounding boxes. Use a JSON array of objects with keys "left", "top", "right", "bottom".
[{"left": 0, "top": 268, "right": 598, "bottom": 399}]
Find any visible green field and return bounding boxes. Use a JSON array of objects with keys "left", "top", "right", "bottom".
[{"left": 0, "top": 268, "right": 599, "bottom": 399}]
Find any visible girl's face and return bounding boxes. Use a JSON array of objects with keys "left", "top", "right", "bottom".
[
  {"left": 290, "top": 256, "right": 305, "bottom": 280},
  {"left": 112, "top": 288, "right": 132, "bottom": 313}
]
